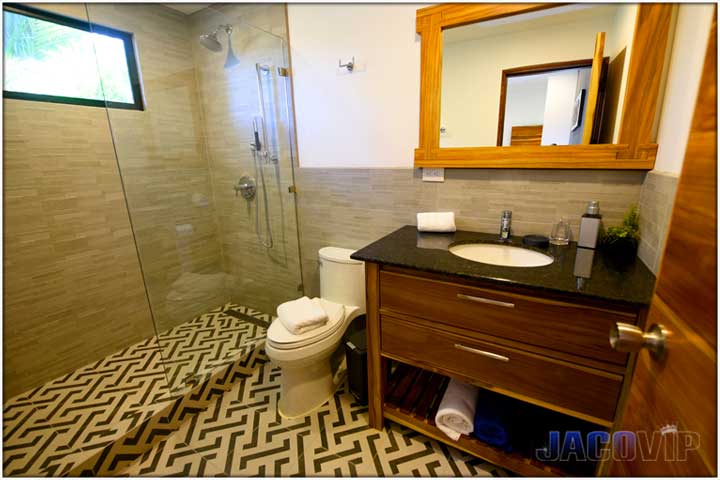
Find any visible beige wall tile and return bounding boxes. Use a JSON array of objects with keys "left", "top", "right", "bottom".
[
  {"left": 637, "top": 171, "right": 679, "bottom": 273},
  {"left": 3, "top": 100, "right": 156, "bottom": 397},
  {"left": 294, "top": 168, "right": 645, "bottom": 297}
]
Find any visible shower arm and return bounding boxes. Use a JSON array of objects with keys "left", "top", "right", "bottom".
[{"left": 203, "top": 24, "right": 233, "bottom": 39}]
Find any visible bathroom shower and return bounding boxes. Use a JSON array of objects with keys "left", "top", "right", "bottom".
[
  {"left": 199, "top": 24, "right": 240, "bottom": 68},
  {"left": 200, "top": 24, "right": 280, "bottom": 249}
]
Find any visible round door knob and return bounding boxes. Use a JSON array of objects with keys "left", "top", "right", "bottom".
[{"left": 609, "top": 322, "right": 667, "bottom": 359}]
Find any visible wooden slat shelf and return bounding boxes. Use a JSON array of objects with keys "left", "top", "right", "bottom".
[{"left": 383, "top": 363, "right": 579, "bottom": 477}]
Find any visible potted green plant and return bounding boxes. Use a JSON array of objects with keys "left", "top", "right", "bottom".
[{"left": 600, "top": 205, "right": 640, "bottom": 262}]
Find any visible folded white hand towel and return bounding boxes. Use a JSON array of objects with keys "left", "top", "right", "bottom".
[
  {"left": 277, "top": 296, "right": 328, "bottom": 335},
  {"left": 417, "top": 212, "right": 456, "bottom": 233},
  {"left": 435, "top": 378, "right": 479, "bottom": 441}
]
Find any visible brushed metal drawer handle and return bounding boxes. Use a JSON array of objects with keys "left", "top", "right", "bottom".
[
  {"left": 457, "top": 293, "right": 515, "bottom": 308},
  {"left": 454, "top": 343, "right": 510, "bottom": 362}
]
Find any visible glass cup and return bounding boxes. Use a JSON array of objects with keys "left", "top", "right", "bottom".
[{"left": 550, "top": 219, "right": 571, "bottom": 246}]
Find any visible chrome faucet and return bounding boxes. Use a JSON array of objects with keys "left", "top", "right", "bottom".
[{"left": 499, "top": 210, "right": 512, "bottom": 241}]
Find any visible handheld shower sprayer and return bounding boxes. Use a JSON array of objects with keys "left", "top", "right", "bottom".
[{"left": 251, "top": 118, "right": 262, "bottom": 153}]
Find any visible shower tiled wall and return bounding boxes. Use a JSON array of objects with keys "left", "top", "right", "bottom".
[
  {"left": 86, "top": 4, "right": 227, "bottom": 333},
  {"left": 5, "top": 3, "right": 303, "bottom": 397},
  {"left": 3, "top": 100, "right": 155, "bottom": 397},
  {"left": 84, "top": 3, "right": 304, "bottom": 330},
  {"left": 187, "top": 4, "right": 303, "bottom": 314},
  {"left": 3, "top": 3, "right": 227, "bottom": 396}
]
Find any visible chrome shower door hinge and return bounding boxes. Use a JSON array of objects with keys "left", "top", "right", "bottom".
[{"left": 277, "top": 66, "right": 290, "bottom": 77}]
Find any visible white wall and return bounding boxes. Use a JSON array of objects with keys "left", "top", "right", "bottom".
[
  {"left": 653, "top": 4, "right": 715, "bottom": 174},
  {"left": 287, "top": 4, "right": 422, "bottom": 168},
  {"left": 502, "top": 75, "right": 547, "bottom": 146},
  {"left": 541, "top": 70, "right": 578, "bottom": 145}
]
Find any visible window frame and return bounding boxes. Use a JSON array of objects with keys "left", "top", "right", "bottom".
[{"left": 3, "top": 3, "right": 145, "bottom": 111}]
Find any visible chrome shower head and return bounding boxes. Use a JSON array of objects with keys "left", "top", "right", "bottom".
[
  {"left": 200, "top": 24, "right": 240, "bottom": 68},
  {"left": 199, "top": 31, "right": 222, "bottom": 52}
]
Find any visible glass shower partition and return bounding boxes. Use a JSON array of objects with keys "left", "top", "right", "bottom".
[{"left": 86, "top": 3, "right": 303, "bottom": 394}]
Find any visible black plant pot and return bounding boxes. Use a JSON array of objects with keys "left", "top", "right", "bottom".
[{"left": 600, "top": 237, "right": 639, "bottom": 264}]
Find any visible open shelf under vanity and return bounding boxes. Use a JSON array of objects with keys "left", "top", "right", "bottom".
[{"left": 383, "top": 361, "right": 605, "bottom": 477}]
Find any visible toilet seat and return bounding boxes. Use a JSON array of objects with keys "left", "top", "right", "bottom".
[{"left": 267, "top": 298, "right": 346, "bottom": 350}]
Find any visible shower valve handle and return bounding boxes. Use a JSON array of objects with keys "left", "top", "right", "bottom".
[{"left": 234, "top": 176, "right": 256, "bottom": 200}]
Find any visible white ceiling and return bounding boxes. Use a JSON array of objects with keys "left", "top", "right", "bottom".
[{"left": 165, "top": 4, "right": 211, "bottom": 15}]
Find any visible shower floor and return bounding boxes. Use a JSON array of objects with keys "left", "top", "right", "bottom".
[
  {"left": 156, "top": 304, "right": 270, "bottom": 393},
  {"left": 3, "top": 303, "right": 270, "bottom": 477}
]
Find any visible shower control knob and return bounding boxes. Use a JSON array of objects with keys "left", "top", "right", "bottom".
[{"left": 234, "top": 176, "right": 256, "bottom": 200}]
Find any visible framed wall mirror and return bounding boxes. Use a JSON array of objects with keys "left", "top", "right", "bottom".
[{"left": 416, "top": 3, "right": 674, "bottom": 169}]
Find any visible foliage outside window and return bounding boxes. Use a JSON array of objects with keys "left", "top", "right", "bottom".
[{"left": 3, "top": 3, "right": 143, "bottom": 110}]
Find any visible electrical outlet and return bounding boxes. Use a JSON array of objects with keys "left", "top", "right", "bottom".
[{"left": 422, "top": 168, "right": 445, "bottom": 183}]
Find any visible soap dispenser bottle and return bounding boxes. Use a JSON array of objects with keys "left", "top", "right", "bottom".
[{"left": 578, "top": 201, "right": 602, "bottom": 249}]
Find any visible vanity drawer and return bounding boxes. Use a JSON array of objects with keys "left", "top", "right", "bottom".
[
  {"left": 380, "top": 271, "right": 634, "bottom": 365},
  {"left": 381, "top": 315, "right": 622, "bottom": 423}
]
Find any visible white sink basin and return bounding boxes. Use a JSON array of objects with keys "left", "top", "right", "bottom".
[{"left": 449, "top": 243, "right": 553, "bottom": 267}]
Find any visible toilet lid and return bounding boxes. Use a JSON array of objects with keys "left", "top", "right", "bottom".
[{"left": 267, "top": 298, "right": 346, "bottom": 349}]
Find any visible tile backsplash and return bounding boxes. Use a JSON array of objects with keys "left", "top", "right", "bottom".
[
  {"left": 295, "top": 168, "right": 647, "bottom": 296},
  {"left": 637, "top": 171, "right": 680, "bottom": 274}
]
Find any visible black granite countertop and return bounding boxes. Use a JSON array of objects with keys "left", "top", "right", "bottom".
[{"left": 350, "top": 225, "right": 656, "bottom": 307}]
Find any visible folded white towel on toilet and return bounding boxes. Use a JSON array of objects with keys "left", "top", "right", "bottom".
[
  {"left": 417, "top": 212, "right": 456, "bottom": 232},
  {"left": 435, "top": 378, "right": 479, "bottom": 441},
  {"left": 277, "top": 296, "right": 328, "bottom": 335}
]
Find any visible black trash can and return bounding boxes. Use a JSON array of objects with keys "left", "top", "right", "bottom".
[{"left": 344, "top": 316, "right": 368, "bottom": 404}]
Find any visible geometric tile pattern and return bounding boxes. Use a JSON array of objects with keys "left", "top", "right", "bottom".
[
  {"left": 4, "top": 303, "right": 505, "bottom": 477},
  {"left": 156, "top": 304, "right": 271, "bottom": 394},
  {"left": 3, "top": 335, "right": 172, "bottom": 477},
  {"left": 118, "top": 354, "right": 507, "bottom": 477},
  {"left": 3, "top": 304, "right": 269, "bottom": 477},
  {"left": 75, "top": 345, "right": 271, "bottom": 477}
]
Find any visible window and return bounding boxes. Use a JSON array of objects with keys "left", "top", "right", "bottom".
[{"left": 3, "top": 3, "right": 143, "bottom": 110}]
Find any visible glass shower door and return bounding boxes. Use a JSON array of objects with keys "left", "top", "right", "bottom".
[{"left": 86, "top": 3, "right": 302, "bottom": 393}]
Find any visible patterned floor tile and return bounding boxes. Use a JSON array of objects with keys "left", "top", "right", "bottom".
[
  {"left": 117, "top": 437, "right": 228, "bottom": 477},
  {"left": 158, "top": 303, "right": 270, "bottom": 394},
  {"left": 3, "top": 335, "right": 173, "bottom": 476},
  {"left": 2, "top": 304, "right": 269, "bottom": 477},
  {"left": 5, "top": 302, "right": 506, "bottom": 477},
  {"left": 122, "top": 349, "right": 506, "bottom": 477}
]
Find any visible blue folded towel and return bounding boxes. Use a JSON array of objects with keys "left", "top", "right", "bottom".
[{"left": 473, "top": 390, "right": 515, "bottom": 452}]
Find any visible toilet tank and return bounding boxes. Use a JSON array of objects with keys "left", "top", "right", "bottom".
[{"left": 318, "top": 247, "right": 365, "bottom": 312}]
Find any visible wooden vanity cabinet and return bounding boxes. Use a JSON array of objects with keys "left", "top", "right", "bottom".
[{"left": 365, "top": 263, "right": 646, "bottom": 476}]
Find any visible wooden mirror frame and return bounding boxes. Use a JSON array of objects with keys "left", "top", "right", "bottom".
[{"left": 415, "top": 3, "right": 674, "bottom": 169}]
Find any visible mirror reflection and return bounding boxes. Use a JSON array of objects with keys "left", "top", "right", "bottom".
[{"left": 440, "top": 4, "right": 637, "bottom": 148}]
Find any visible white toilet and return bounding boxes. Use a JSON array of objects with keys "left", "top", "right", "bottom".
[{"left": 265, "top": 247, "right": 365, "bottom": 418}]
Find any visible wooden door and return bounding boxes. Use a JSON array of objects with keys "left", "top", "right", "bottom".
[
  {"left": 582, "top": 32, "right": 606, "bottom": 144},
  {"left": 608, "top": 13, "right": 717, "bottom": 476}
]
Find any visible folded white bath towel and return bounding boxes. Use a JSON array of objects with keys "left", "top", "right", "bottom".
[
  {"left": 434, "top": 378, "right": 480, "bottom": 441},
  {"left": 277, "top": 296, "right": 328, "bottom": 335},
  {"left": 417, "top": 212, "right": 456, "bottom": 233}
]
